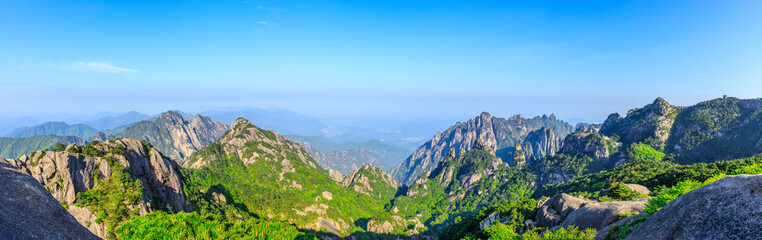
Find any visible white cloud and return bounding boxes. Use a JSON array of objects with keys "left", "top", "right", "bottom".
[
  {"left": 51, "top": 61, "right": 140, "bottom": 74},
  {"left": 256, "top": 21, "right": 268, "bottom": 25}
]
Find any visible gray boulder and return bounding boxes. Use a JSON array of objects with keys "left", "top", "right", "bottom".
[
  {"left": 536, "top": 193, "right": 591, "bottom": 228},
  {"left": 561, "top": 198, "right": 647, "bottom": 230},
  {"left": 627, "top": 174, "right": 762, "bottom": 240},
  {"left": 624, "top": 184, "right": 650, "bottom": 195},
  {"left": 0, "top": 160, "right": 99, "bottom": 240},
  {"left": 595, "top": 212, "right": 648, "bottom": 240}
]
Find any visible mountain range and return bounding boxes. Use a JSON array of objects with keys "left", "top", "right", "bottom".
[
  {"left": 2, "top": 96, "right": 762, "bottom": 239},
  {"left": 391, "top": 112, "right": 574, "bottom": 185}
]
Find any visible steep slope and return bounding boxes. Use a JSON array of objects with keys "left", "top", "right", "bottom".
[
  {"left": 375, "top": 139, "right": 535, "bottom": 234},
  {"left": 392, "top": 112, "right": 573, "bottom": 185},
  {"left": 667, "top": 97, "right": 762, "bottom": 163},
  {"left": 339, "top": 164, "right": 400, "bottom": 199},
  {"left": 599, "top": 97, "right": 762, "bottom": 164},
  {"left": 291, "top": 135, "right": 411, "bottom": 174},
  {"left": 181, "top": 118, "right": 391, "bottom": 236},
  {"left": 7, "top": 138, "right": 186, "bottom": 238},
  {"left": 0, "top": 135, "right": 85, "bottom": 159},
  {"left": 118, "top": 111, "right": 229, "bottom": 162},
  {"left": 520, "top": 127, "right": 561, "bottom": 161},
  {"left": 0, "top": 159, "right": 99, "bottom": 240},
  {"left": 5, "top": 121, "right": 99, "bottom": 138}
]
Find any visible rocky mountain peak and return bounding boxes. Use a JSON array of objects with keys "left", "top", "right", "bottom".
[
  {"left": 231, "top": 118, "right": 254, "bottom": 130},
  {"left": 340, "top": 164, "right": 401, "bottom": 198},
  {"left": 644, "top": 97, "right": 674, "bottom": 116},
  {"left": 392, "top": 112, "right": 573, "bottom": 185},
  {"left": 184, "top": 118, "right": 315, "bottom": 170},
  {"left": 473, "top": 138, "right": 492, "bottom": 152},
  {"left": 158, "top": 110, "right": 184, "bottom": 121},
  {"left": 118, "top": 111, "right": 229, "bottom": 162},
  {"left": 11, "top": 138, "right": 187, "bottom": 238}
]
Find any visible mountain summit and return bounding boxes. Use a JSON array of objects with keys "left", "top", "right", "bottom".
[{"left": 391, "top": 112, "right": 573, "bottom": 185}]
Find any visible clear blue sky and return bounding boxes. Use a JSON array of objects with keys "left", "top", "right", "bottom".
[{"left": 1, "top": 0, "right": 761, "bottom": 124}]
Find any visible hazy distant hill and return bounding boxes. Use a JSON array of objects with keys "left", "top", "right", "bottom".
[
  {"left": 83, "top": 111, "right": 152, "bottom": 130},
  {"left": 0, "top": 135, "right": 85, "bottom": 159},
  {"left": 4, "top": 122, "right": 99, "bottom": 138},
  {"left": 289, "top": 135, "right": 412, "bottom": 174}
]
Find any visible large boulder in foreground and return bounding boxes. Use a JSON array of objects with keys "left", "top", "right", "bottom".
[
  {"left": 561, "top": 198, "right": 647, "bottom": 230},
  {"left": 627, "top": 174, "right": 762, "bottom": 240},
  {"left": 0, "top": 160, "right": 99, "bottom": 240},
  {"left": 536, "top": 193, "right": 591, "bottom": 228}
]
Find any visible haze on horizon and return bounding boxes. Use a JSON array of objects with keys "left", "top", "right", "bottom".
[{"left": 2, "top": 0, "right": 761, "bottom": 124}]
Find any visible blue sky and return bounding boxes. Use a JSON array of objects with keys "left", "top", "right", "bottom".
[{"left": 1, "top": 0, "right": 761, "bottom": 124}]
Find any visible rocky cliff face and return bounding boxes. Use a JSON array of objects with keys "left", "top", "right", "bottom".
[
  {"left": 339, "top": 164, "right": 400, "bottom": 199},
  {"left": 391, "top": 112, "right": 573, "bottom": 185},
  {"left": 598, "top": 97, "right": 762, "bottom": 164},
  {"left": 118, "top": 111, "right": 229, "bottom": 163},
  {"left": 600, "top": 98, "right": 677, "bottom": 148},
  {"left": 11, "top": 138, "right": 187, "bottom": 238},
  {"left": 0, "top": 159, "right": 99, "bottom": 240},
  {"left": 521, "top": 127, "right": 560, "bottom": 161},
  {"left": 559, "top": 132, "right": 618, "bottom": 161}
]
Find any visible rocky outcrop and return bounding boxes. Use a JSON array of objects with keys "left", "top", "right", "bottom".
[
  {"left": 392, "top": 112, "right": 573, "bottom": 185},
  {"left": 575, "top": 123, "right": 601, "bottom": 133},
  {"left": 513, "top": 144, "right": 526, "bottom": 166},
  {"left": 0, "top": 159, "right": 99, "bottom": 240},
  {"left": 340, "top": 164, "right": 400, "bottom": 199},
  {"left": 521, "top": 127, "right": 560, "bottom": 161},
  {"left": 559, "top": 132, "right": 617, "bottom": 161},
  {"left": 594, "top": 212, "right": 648, "bottom": 240},
  {"left": 600, "top": 98, "right": 677, "bottom": 148},
  {"left": 366, "top": 216, "right": 425, "bottom": 235},
  {"left": 533, "top": 193, "right": 648, "bottom": 234},
  {"left": 627, "top": 174, "right": 762, "bottom": 239},
  {"left": 560, "top": 198, "right": 647, "bottom": 230},
  {"left": 623, "top": 184, "right": 650, "bottom": 195},
  {"left": 535, "top": 194, "right": 592, "bottom": 228},
  {"left": 13, "top": 139, "right": 187, "bottom": 238},
  {"left": 118, "top": 111, "right": 229, "bottom": 163}
]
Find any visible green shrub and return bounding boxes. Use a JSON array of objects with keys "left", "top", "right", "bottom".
[{"left": 114, "top": 211, "right": 317, "bottom": 240}]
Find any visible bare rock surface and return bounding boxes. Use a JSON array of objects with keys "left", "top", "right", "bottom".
[
  {"left": 12, "top": 138, "right": 187, "bottom": 238},
  {"left": 561, "top": 198, "right": 647, "bottom": 230},
  {"left": 535, "top": 193, "right": 592, "bottom": 228},
  {"left": 391, "top": 112, "right": 573, "bottom": 185},
  {"left": 627, "top": 175, "right": 762, "bottom": 240},
  {"left": 118, "top": 111, "right": 229, "bottom": 163},
  {"left": 0, "top": 159, "right": 99, "bottom": 240}
]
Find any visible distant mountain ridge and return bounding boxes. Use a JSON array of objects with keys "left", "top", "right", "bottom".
[
  {"left": 391, "top": 112, "right": 574, "bottom": 185},
  {"left": 0, "top": 135, "right": 85, "bottom": 159},
  {"left": 5, "top": 122, "right": 99, "bottom": 138},
  {"left": 117, "top": 111, "right": 229, "bottom": 162}
]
